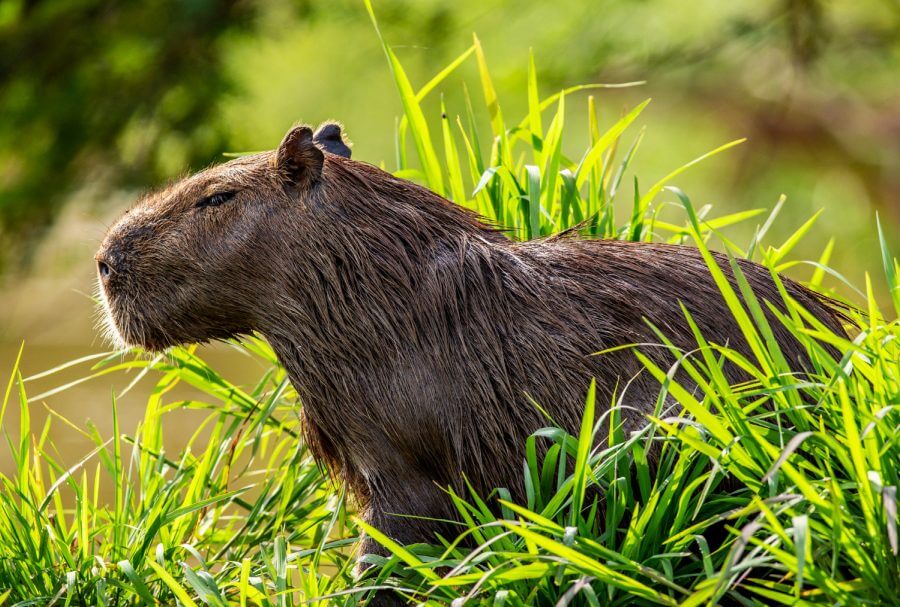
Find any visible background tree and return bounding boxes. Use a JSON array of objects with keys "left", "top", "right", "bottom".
[{"left": 0, "top": 0, "right": 257, "bottom": 266}]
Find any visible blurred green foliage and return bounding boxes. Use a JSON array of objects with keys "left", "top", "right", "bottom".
[
  {"left": 0, "top": 0, "right": 897, "bottom": 275},
  {"left": 0, "top": 0, "right": 255, "bottom": 258}
]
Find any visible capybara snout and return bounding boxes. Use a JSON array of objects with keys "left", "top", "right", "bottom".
[{"left": 97, "top": 122, "right": 353, "bottom": 351}]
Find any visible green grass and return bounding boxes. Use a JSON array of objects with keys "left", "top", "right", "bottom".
[{"left": 1, "top": 10, "right": 898, "bottom": 606}]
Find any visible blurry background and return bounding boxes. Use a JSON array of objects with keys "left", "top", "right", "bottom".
[{"left": 0, "top": 0, "right": 897, "bottom": 468}]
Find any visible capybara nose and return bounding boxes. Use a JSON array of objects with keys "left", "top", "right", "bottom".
[
  {"left": 95, "top": 252, "right": 115, "bottom": 282},
  {"left": 97, "top": 260, "right": 111, "bottom": 280}
]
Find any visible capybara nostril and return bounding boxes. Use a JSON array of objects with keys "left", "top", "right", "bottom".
[{"left": 97, "top": 260, "right": 111, "bottom": 280}]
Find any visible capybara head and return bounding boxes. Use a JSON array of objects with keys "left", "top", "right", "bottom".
[{"left": 95, "top": 123, "right": 351, "bottom": 351}]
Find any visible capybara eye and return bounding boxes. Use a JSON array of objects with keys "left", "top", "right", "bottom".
[{"left": 195, "top": 191, "right": 236, "bottom": 209}]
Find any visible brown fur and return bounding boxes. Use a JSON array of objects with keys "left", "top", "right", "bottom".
[{"left": 96, "top": 124, "right": 843, "bottom": 586}]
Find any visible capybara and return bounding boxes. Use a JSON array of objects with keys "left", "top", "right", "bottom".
[{"left": 96, "top": 123, "right": 843, "bottom": 600}]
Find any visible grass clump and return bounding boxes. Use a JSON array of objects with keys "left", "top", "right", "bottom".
[
  {"left": 0, "top": 10, "right": 898, "bottom": 606},
  {"left": 1, "top": 341, "right": 356, "bottom": 605}
]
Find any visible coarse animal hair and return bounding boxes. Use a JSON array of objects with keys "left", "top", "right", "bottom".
[{"left": 96, "top": 122, "right": 845, "bottom": 604}]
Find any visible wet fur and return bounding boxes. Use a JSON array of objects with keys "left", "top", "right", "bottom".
[{"left": 96, "top": 125, "right": 844, "bottom": 598}]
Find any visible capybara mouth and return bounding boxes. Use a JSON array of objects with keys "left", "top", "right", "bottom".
[{"left": 96, "top": 279, "right": 178, "bottom": 352}]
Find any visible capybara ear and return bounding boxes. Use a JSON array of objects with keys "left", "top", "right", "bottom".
[
  {"left": 313, "top": 122, "right": 352, "bottom": 158},
  {"left": 275, "top": 125, "right": 325, "bottom": 187}
]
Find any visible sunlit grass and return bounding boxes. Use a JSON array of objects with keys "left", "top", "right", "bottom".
[
  {"left": 1, "top": 341, "right": 357, "bottom": 605},
  {"left": 0, "top": 7, "right": 897, "bottom": 606}
]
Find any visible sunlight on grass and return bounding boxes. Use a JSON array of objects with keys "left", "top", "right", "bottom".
[{"left": 0, "top": 8, "right": 897, "bottom": 606}]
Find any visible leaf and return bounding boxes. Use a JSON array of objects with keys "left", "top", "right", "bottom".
[
  {"left": 524, "top": 164, "right": 541, "bottom": 239},
  {"left": 354, "top": 518, "right": 440, "bottom": 582},
  {"left": 769, "top": 209, "right": 823, "bottom": 267},
  {"left": 146, "top": 560, "right": 199, "bottom": 607},
  {"left": 876, "top": 213, "right": 900, "bottom": 315},
  {"left": 575, "top": 99, "right": 651, "bottom": 188},
  {"left": 570, "top": 380, "right": 596, "bottom": 526},
  {"left": 365, "top": 0, "right": 444, "bottom": 193},
  {"left": 638, "top": 139, "right": 746, "bottom": 211},
  {"left": 117, "top": 560, "right": 157, "bottom": 606}
]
